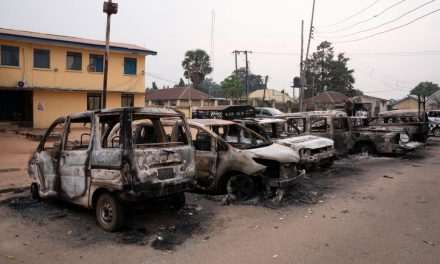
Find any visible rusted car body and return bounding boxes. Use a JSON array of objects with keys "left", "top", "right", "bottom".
[
  {"left": 186, "top": 119, "right": 305, "bottom": 201},
  {"left": 234, "top": 118, "right": 335, "bottom": 168},
  {"left": 28, "top": 107, "right": 195, "bottom": 231},
  {"left": 285, "top": 110, "right": 423, "bottom": 155},
  {"left": 193, "top": 105, "right": 256, "bottom": 120},
  {"left": 372, "top": 110, "right": 429, "bottom": 142}
]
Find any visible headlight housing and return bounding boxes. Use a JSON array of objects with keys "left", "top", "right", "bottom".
[
  {"left": 399, "top": 133, "right": 410, "bottom": 143},
  {"left": 299, "top": 148, "right": 311, "bottom": 158}
]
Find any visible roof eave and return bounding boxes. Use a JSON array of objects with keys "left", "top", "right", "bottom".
[{"left": 0, "top": 33, "right": 157, "bottom": 56}]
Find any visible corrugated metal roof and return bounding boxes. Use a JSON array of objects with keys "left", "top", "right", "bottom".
[
  {"left": 0, "top": 28, "right": 157, "bottom": 56},
  {"left": 308, "top": 91, "right": 348, "bottom": 104}
]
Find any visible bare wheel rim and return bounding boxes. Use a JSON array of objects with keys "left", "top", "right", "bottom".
[
  {"left": 227, "top": 176, "right": 254, "bottom": 201},
  {"left": 434, "top": 128, "right": 440, "bottom": 137},
  {"left": 100, "top": 201, "right": 113, "bottom": 224}
]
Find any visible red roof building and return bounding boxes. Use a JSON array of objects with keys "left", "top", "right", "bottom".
[{"left": 146, "top": 87, "right": 210, "bottom": 107}]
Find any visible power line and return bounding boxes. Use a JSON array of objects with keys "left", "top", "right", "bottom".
[
  {"left": 253, "top": 50, "right": 440, "bottom": 57},
  {"left": 328, "top": 0, "right": 437, "bottom": 39},
  {"left": 322, "top": 0, "right": 381, "bottom": 28},
  {"left": 145, "top": 73, "right": 178, "bottom": 84},
  {"left": 334, "top": 8, "right": 440, "bottom": 43},
  {"left": 321, "top": 0, "right": 407, "bottom": 34}
]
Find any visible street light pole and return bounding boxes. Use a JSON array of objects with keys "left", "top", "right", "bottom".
[{"left": 102, "top": 0, "right": 118, "bottom": 109}]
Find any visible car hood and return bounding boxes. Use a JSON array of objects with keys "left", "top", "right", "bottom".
[
  {"left": 246, "top": 143, "right": 299, "bottom": 163},
  {"left": 275, "top": 135, "right": 334, "bottom": 150}
]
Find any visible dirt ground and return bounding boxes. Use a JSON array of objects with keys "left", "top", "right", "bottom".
[{"left": 0, "top": 132, "right": 439, "bottom": 264}]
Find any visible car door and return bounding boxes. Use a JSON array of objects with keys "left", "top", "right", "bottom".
[
  {"left": 59, "top": 115, "right": 93, "bottom": 199},
  {"left": 333, "top": 117, "right": 352, "bottom": 153},
  {"left": 32, "top": 118, "right": 66, "bottom": 196},
  {"left": 190, "top": 125, "right": 217, "bottom": 189}
]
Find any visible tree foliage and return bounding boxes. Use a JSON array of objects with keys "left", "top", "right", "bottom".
[
  {"left": 410, "top": 82, "right": 440, "bottom": 97},
  {"left": 221, "top": 76, "right": 244, "bottom": 99},
  {"left": 182, "top": 49, "right": 213, "bottom": 88},
  {"left": 152, "top": 82, "right": 158, "bottom": 90},
  {"left": 175, "top": 78, "right": 186, "bottom": 87},
  {"left": 197, "top": 78, "right": 225, "bottom": 98},
  {"left": 233, "top": 67, "right": 265, "bottom": 94},
  {"left": 305, "top": 41, "right": 362, "bottom": 98}
]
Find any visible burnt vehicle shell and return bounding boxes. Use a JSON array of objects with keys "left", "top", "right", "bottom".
[
  {"left": 284, "top": 110, "right": 423, "bottom": 155},
  {"left": 186, "top": 119, "right": 305, "bottom": 200},
  {"left": 373, "top": 110, "right": 429, "bottom": 142},
  {"left": 234, "top": 118, "right": 335, "bottom": 168},
  {"left": 193, "top": 105, "right": 256, "bottom": 120},
  {"left": 351, "top": 117, "right": 424, "bottom": 155},
  {"left": 28, "top": 107, "right": 196, "bottom": 231}
]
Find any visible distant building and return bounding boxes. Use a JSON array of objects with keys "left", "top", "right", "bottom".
[
  {"left": 249, "top": 88, "right": 294, "bottom": 104},
  {"left": 351, "top": 95, "right": 388, "bottom": 117},
  {"left": 388, "top": 95, "right": 419, "bottom": 110},
  {"left": 305, "top": 91, "right": 348, "bottom": 111},
  {"left": 0, "top": 28, "right": 157, "bottom": 128},
  {"left": 426, "top": 90, "right": 440, "bottom": 110},
  {"left": 146, "top": 87, "right": 231, "bottom": 107}
]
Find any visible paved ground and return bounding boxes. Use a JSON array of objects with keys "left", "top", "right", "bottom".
[{"left": 0, "top": 132, "right": 439, "bottom": 264}]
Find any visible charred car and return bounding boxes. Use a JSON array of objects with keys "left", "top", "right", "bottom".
[
  {"left": 186, "top": 119, "right": 305, "bottom": 201},
  {"left": 428, "top": 110, "right": 440, "bottom": 137},
  {"left": 371, "top": 110, "right": 429, "bottom": 142},
  {"left": 28, "top": 108, "right": 195, "bottom": 231},
  {"left": 284, "top": 110, "right": 423, "bottom": 155},
  {"left": 234, "top": 118, "right": 335, "bottom": 169}
]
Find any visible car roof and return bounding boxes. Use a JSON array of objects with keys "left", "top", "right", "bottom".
[{"left": 68, "top": 107, "right": 184, "bottom": 119}]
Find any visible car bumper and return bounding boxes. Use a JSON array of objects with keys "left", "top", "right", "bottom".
[
  {"left": 300, "top": 150, "right": 335, "bottom": 165},
  {"left": 262, "top": 169, "right": 306, "bottom": 188},
  {"left": 122, "top": 178, "right": 195, "bottom": 201}
]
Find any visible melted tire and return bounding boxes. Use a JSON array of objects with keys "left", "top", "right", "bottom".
[{"left": 95, "top": 192, "right": 124, "bottom": 232}]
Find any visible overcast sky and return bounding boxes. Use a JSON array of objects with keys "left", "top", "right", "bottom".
[{"left": 1, "top": 0, "right": 439, "bottom": 99}]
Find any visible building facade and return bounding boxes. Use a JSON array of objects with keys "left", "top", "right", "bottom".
[
  {"left": 351, "top": 95, "right": 388, "bottom": 117},
  {"left": 0, "top": 28, "right": 156, "bottom": 128},
  {"left": 388, "top": 95, "right": 419, "bottom": 110}
]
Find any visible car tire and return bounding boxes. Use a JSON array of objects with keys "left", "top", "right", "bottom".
[
  {"left": 226, "top": 174, "right": 255, "bottom": 201},
  {"left": 355, "top": 142, "right": 375, "bottom": 155},
  {"left": 30, "top": 182, "right": 41, "bottom": 200},
  {"left": 433, "top": 127, "right": 440, "bottom": 137},
  {"left": 95, "top": 192, "right": 124, "bottom": 232},
  {"left": 169, "top": 192, "right": 186, "bottom": 211}
]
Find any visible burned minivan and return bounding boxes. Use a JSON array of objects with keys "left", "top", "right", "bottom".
[
  {"left": 186, "top": 119, "right": 305, "bottom": 201},
  {"left": 28, "top": 108, "right": 195, "bottom": 231}
]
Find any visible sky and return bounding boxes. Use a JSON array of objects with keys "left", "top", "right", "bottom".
[{"left": 1, "top": 0, "right": 439, "bottom": 99}]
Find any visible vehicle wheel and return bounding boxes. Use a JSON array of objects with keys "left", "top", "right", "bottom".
[
  {"left": 95, "top": 192, "right": 124, "bottom": 232},
  {"left": 433, "top": 127, "right": 440, "bottom": 137},
  {"left": 169, "top": 192, "right": 186, "bottom": 211},
  {"left": 226, "top": 175, "right": 255, "bottom": 201},
  {"left": 30, "top": 182, "right": 41, "bottom": 200},
  {"left": 355, "top": 142, "right": 375, "bottom": 155}
]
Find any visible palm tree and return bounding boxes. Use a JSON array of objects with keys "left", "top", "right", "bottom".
[{"left": 181, "top": 49, "right": 213, "bottom": 89}]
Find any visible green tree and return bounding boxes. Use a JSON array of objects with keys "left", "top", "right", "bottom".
[
  {"left": 410, "top": 82, "right": 440, "bottom": 97},
  {"left": 152, "top": 82, "right": 158, "bottom": 90},
  {"left": 233, "top": 67, "right": 264, "bottom": 94},
  {"left": 182, "top": 49, "right": 213, "bottom": 89},
  {"left": 305, "top": 41, "right": 362, "bottom": 98},
  {"left": 198, "top": 78, "right": 225, "bottom": 98},
  {"left": 221, "top": 76, "right": 244, "bottom": 99},
  {"left": 177, "top": 78, "right": 186, "bottom": 87}
]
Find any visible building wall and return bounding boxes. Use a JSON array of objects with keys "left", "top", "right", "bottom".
[
  {"left": 0, "top": 39, "right": 145, "bottom": 93},
  {"left": 249, "top": 89, "right": 294, "bottom": 103},
  {"left": 33, "top": 90, "right": 145, "bottom": 128},
  {"left": 392, "top": 98, "right": 419, "bottom": 110}
]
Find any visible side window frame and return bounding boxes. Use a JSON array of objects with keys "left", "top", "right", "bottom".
[{"left": 37, "top": 118, "right": 67, "bottom": 152}]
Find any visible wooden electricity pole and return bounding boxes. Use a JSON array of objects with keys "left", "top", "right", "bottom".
[
  {"left": 263, "top": 75, "right": 269, "bottom": 102},
  {"left": 102, "top": 0, "right": 118, "bottom": 109},
  {"left": 299, "top": 20, "right": 305, "bottom": 112}
]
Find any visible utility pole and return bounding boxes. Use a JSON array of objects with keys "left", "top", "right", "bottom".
[
  {"left": 262, "top": 75, "right": 269, "bottom": 103},
  {"left": 232, "top": 50, "right": 251, "bottom": 104},
  {"left": 245, "top": 51, "right": 249, "bottom": 104},
  {"left": 300, "top": 20, "right": 305, "bottom": 112},
  {"left": 232, "top": 50, "right": 239, "bottom": 76},
  {"left": 305, "top": 0, "right": 316, "bottom": 63},
  {"left": 102, "top": 0, "right": 118, "bottom": 109}
]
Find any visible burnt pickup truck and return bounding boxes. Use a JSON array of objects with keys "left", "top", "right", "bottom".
[
  {"left": 28, "top": 107, "right": 195, "bottom": 231},
  {"left": 284, "top": 110, "right": 423, "bottom": 155},
  {"left": 234, "top": 118, "right": 335, "bottom": 169},
  {"left": 186, "top": 119, "right": 305, "bottom": 201}
]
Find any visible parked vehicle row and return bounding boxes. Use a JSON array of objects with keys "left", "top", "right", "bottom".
[{"left": 28, "top": 106, "right": 428, "bottom": 232}]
